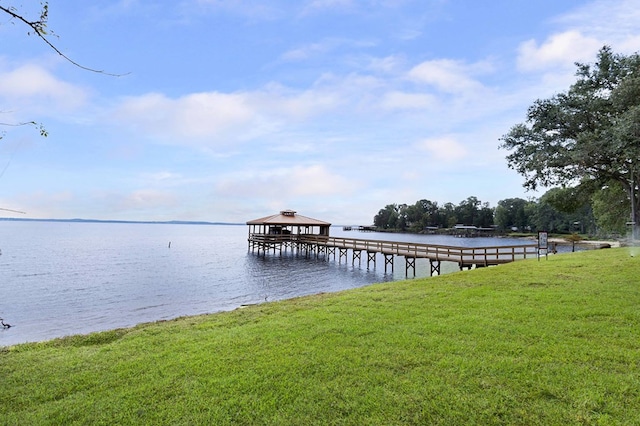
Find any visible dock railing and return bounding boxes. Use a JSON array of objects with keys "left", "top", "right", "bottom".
[
  {"left": 248, "top": 233, "right": 537, "bottom": 270},
  {"left": 295, "top": 235, "right": 537, "bottom": 266}
]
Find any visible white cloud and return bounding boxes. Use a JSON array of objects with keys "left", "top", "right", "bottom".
[
  {"left": 141, "top": 171, "right": 184, "bottom": 182},
  {"left": 193, "top": 0, "right": 282, "bottom": 20},
  {"left": 109, "top": 84, "right": 342, "bottom": 147},
  {"left": 281, "top": 41, "right": 334, "bottom": 61},
  {"left": 407, "top": 59, "right": 487, "bottom": 94},
  {"left": 281, "top": 38, "right": 376, "bottom": 62},
  {"left": 216, "top": 164, "right": 357, "bottom": 199},
  {"left": 267, "top": 84, "right": 340, "bottom": 118},
  {"left": 6, "top": 191, "right": 75, "bottom": 219},
  {"left": 415, "top": 136, "right": 469, "bottom": 162},
  {"left": 302, "top": 0, "right": 355, "bottom": 14},
  {"left": 112, "top": 92, "right": 255, "bottom": 139},
  {"left": 517, "top": 30, "right": 602, "bottom": 72},
  {"left": 517, "top": 0, "right": 640, "bottom": 74},
  {"left": 0, "top": 63, "right": 89, "bottom": 112},
  {"left": 115, "top": 189, "right": 179, "bottom": 211},
  {"left": 380, "top": 91, "right": 436, "bottom": 110},
  {"left": 554, "top": 0, "right": 640, "bottom": 53},
  {"left": 300, "top": 0, "right": 412, "bottom": 16},
  {"left": 366, "top": 55, "right": 405, "bottom": 74}
]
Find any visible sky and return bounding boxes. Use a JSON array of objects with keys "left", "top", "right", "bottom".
[{"left": 1, "top": 0, "right": 639, "bottom": 225}]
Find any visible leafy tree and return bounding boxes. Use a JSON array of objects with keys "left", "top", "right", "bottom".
[
  {"left": 405, "top": 199, "right": 440, "bottom": 230},
  {"left": 404, "top": 201, "right": 431, "bottom": 232},
  {"left": 417, "top": 199, "right": 440, "bottom": 227},
  {"left": 452, "top": 196, "right": 494, "bottom": 228},
  {"left": 542, "top": 182, "right": 596, "bottom": 214},
  {"left": 527, "top": 193, "right": 569, "bottom": 233},
  {"left": 396, "top": 203, "right": 409, "bottom": 231},
  {"left": 373, "top": 204, "right": 399, "bottom": 229},
  {"left": 439, "top": 202, "right": 457, "bottom": 228},
  {"left": 455, "top": 196, "right": 481, "bottom": 226},
  {"left": 495, "top": 198, "right": 530, "bottom": 231},
  {"left": 476, "top": 202, "right": 495, "bottom": 228},
  {"left": 591, "top": 180, "right": 629, "bottom": 235},
  {"left": 528, "top": 188, "right": 595, "bottom": 234},
  {"left": 501, "top": 46, "right": 640, "bottom": 239}
]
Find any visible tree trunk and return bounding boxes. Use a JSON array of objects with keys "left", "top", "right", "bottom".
[
  {"left": 632, "top": 185, "right": 639, "bottom": 240},
  {"left": 623, "top": 175, "right": 639, "bottom": 241}
]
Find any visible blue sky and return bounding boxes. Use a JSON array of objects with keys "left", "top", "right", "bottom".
[{"left": 1, "top": 0, "right": 639, "bottom": 224}]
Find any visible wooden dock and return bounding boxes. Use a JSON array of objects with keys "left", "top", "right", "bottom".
[{"left": 248, "top": 234, "right": 537, "bottom": 277}]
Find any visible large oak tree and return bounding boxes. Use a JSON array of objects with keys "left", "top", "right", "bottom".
[{"left": 501, "top": 46, "right": 640, "bottom": 239}]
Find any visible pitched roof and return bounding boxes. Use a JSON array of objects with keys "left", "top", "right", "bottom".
[{"left": 246, "top": 210, "right": 331, "bottom": 226}]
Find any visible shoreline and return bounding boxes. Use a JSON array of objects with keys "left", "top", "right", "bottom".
[{"left": 545, "top": 237, "right": 620, "bottom": 248}]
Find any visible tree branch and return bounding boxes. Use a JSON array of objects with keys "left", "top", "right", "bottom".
[
  {"left": 0, "top": 4, "right": 128, "bottom": 77},
  {"left": 0, "top": 119, "right": 48, "bottom": 136},
  {"left": 0, "top": 207, "right": 26, "bottom": 214}
]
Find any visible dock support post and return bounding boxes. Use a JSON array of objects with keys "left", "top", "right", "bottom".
[
  {"left": 339, "top": 248, "right": 348, "bottom": 263},
  {"left": 430, "top": 260, "right": 440, "bottom": 276},
  {"left": 352, "top": 249, "right": 362, "bottom": 266},
  {"left": 327, "top": 246, "right": 336, "bottom": 260},
  {"left": 367, "top": 251, "right": 376, "bottom": 269},
  {"left": 384, "top": 254, "right": 394, "bottom": 273},
  {"left": 405, "top": 257, "right": 416, "bottom": 277}
]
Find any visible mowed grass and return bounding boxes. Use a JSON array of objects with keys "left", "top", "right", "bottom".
[{"left": 1, "top": 249, "right": 639, "bottom": 425}]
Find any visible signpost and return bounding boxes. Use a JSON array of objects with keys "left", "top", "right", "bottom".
[{"left": 538, "top": 231, "right": 548, "bottom": 260}]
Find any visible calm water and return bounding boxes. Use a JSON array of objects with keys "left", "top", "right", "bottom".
[{"left": 0, "top": 222, "right": 533, "bottom": 346}]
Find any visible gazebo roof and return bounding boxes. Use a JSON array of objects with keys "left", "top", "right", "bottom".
[{"left": 246, "top": 210, "right": 331, "bottom": 226}]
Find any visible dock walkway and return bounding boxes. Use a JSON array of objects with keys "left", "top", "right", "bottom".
[{"left": 248, "top": 234, "right": 537, "bottom": 276}]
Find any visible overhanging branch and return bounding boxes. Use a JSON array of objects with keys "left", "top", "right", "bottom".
[{"left": 0, "top": 5, "right": 128, "bottom": 77}]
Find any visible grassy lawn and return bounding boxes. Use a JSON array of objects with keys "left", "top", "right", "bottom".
[{"left": 1, "top": 248, "right": 639, "bottom": 425}]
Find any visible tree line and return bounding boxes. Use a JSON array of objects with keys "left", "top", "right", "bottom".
[{"left": 373, "top": 185, "right": 628, "bottom": 237}]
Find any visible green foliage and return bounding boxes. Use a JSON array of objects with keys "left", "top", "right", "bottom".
[
  {"left": 2, "top": 249, "right": 639, "bottom": 424},
  {"left": 501, "top": 46, "right": 640, "bottom": 237},
  {"left": 495, "top": 198, "right": 531, "bottom": 231},
  {"left": 372, "top": 192, "right": 602, "bottom": 235},
  {"left": 373, "top": 196, "right": 495, "bottom": 231},
  {"left": 0, "top": 2, "right": 50, "bottom": 36},
  {"left": 543, "top": 183, "right": 595, "bottom": 214},
  {"left": 592, "top": 180, "right": 630, "bottom": 235},
  {"left": 373, "top": 204, "right": 400, "bottom": 229}
]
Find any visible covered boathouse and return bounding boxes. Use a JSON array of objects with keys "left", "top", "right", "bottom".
[{"left": 247, "top": 210, "right": 331, "bottom": 253}]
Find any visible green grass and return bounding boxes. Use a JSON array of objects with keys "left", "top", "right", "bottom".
[{"left": 2, "top": 248, "right": 639, "bottom": 425}]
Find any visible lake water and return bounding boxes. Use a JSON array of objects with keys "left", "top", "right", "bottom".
[{"left": 0, "top": 221, "right": 535, "bottom": 347}]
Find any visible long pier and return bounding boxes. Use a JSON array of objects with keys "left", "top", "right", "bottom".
[{"left": 248, "top": 234, "right": 537, "bottom": 277}]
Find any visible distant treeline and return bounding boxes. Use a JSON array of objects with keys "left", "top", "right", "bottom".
[{"left": 373, "top": 186, "right": 630, "bottom": 237}]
